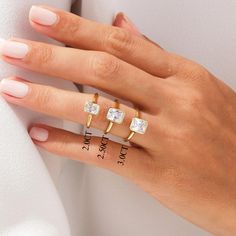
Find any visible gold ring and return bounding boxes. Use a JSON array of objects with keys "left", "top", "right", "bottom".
[
  {"left": 125, "top": 109, "right": 148, "bottom": 142},
  {"left": 84, "top": 93, "right": 100, "bottom": 128},
  {"left": 105, "top": 99, "right": 125, "bottom": 134}
]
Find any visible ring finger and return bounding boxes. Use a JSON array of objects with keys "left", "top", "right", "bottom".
[{"left": 0, "top": 77, "right": 152, "bottom": 145}]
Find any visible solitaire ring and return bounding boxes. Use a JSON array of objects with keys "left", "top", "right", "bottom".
[
  {"left": 105, "top": 99, "right": 125, "bottom": 134},
  {"left": 84, "top": 93, "right": 100, "bottom": 128},
  {"left": 125, "top": 109, "right": 148, "bottom": 142}
]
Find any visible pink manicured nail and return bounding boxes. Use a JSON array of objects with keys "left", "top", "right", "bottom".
[
  {"left": 29, "top": 6, "right": 59, "bottom": 26},
  {"left": 29, "top": 127, "right": 49, "bottom": 142},
  {"left": 0, "top": 38, "right": 5, "bottom": 57},
  {"left": 0, "top": 38, "right": 5, "bottom": 48},
  {"left": 0, "top": 40, "right": 29, "bottom": 59},
  {"left": 0, "top": 79, "right": 29, "bottom": 98}
]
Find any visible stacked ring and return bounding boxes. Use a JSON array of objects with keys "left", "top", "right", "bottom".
[
  {"left": 105, "top": 99, "right": 126, "bottom": 134},
  {"left": 84, "top": 93, "right": 100, "bottom": 128},
  {"left": 125, "top": 109, "right": 148, "bottom": 142},
  {"left": 83, "top": 93, "right": 148, "bottom": 141}
]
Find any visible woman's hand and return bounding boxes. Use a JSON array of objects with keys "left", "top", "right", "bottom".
[{"left": 0, "top": 5, "right": 235, "bottom": 235}]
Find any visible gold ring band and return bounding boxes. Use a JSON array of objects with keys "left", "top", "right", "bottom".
[{"left": 84, "top": 93, "right": 100, "bottom": 128}]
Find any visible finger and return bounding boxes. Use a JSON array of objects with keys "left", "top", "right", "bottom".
[
  {"left": 113, "top": 12, "right": 163, "bottom": 49},
  {"left": 28, "top": 123, "right": 151, "bottom": 181},
  {"left": 112, "top": 12, "right": 143, "bottom": 37},
  {"left": 28, "top": 5, "right": 177, "bottom": 77},
  {"left": 0, "top": 77, "right": 154, "bottom": 145},
  {"left": 0, "top": 38, "right": 166, "bottom": 110}
]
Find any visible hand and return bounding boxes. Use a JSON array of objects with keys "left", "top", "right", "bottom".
[{"left": 0, "top": 6, "right": 235, "bottom": 235}]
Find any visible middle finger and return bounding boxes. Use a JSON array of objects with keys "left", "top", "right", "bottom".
[{"left": 0, "top": 38, "right": 165, "bottom": 111}]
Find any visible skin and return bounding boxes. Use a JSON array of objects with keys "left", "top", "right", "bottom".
[{"left": 0, "top": 6, "right": 236, "bottom": 236}]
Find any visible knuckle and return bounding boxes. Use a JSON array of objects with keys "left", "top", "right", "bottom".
[
  {"left": 177, "top": 99, "right": 201, "bottom": 120},
  {"left": 26, "top": 44, "right": 54, "bottom": 67},
  {"left": 90, "top": 53, "right": 120, "bottom": 80},
  {"left": 105, "top": 28, "right": 134, "bottom": 55},
  {"left": 33, "top": 87, "right": 54, "bottom": 111},
  {"left": 172, "top": 86, "right": 204, "bottom": 113},
  {"left": 189, "top": 64, "right": 208, "bottom": 80},
  {"left": 186, "top": 88, "right": 204, "bottom": 105},
  {"left": 59, "top": 15, "right": 81, "bottom": 41},
  {"left": 172, "top": 125, "right": 195, "bottom": 141},
  {"left": 180, "top": 61, "right": 209, "bottom": 82}
]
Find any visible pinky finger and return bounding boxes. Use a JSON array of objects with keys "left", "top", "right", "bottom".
[
  {"left": 28, "top": 123, "right": 151, "bottom": 180},
  {"left": 113, "top": 12, "right": 142, "bottom": 37},
  {"left": 113, "top": 12, "right": 163, "bottom": 48}
]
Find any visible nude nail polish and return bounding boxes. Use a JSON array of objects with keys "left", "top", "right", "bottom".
[
  {"left": 29, "top": 127, "right": 49, "bottom": 142},
  {"left": 0, "top": 37, "right": 5, "bottom": 44},
  {"left": 29, "top": 6, "right": 59, "bottom": 26},
  {"left": 0, "top": 37, "right": 6, "bottom": 56},
  {"left": 0, "top": 40, "right": 29, "bottom": 59},
  {"left": 0, "top": 79, "right": 29, "bottom": 98}
]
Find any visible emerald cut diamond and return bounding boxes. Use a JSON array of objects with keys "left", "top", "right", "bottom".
[
  {"left": 130, "top": 118, "right": 148, "bottom": 134},
  {"left": 84, "top": 101, "right": 100, "bottom": 115},
  {"left": 106, "top": 108, "right": 125, "bottom": 124}
]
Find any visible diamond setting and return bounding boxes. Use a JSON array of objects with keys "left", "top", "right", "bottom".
[
  {"left": 106, "top": 108, "right": 125, "bottom": 124},
  {"left": 84, "top": 101, "right": 100, "bottom": 115},
  {"left": 130, "top": 118, "right": 148, "bottom": 134}
]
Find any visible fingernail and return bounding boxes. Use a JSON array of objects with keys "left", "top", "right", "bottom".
[
  {"left": 0, "top": 40, "right": 29, "bottom": 59},
  {"left": 0, "top": 79, "right": 29, "bottom": 98},
  {"left": 29, "top": 127, "right": 49, "bottom": 142},
  {"left": 114, "top": 12, "right": 142, "bottom": 36},
  {"left": 29, "top": 6, "right": 59, "bottom": 26},
  {"left": 0, "top": 37, "right": 5, "bottom": 46},
  {"left": 0, "top": 38, "right": 6, "bottom": 57}
]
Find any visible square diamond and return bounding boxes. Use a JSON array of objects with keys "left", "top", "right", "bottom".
[
  {"left": 106, "top": 108, "right": 125, "bottom": 124},
  {"left": 84, "top": 101, "right": 100, "bottom": 115},
  {"left": 130, "top": 118, "right": 148, "bottom": 134}
]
